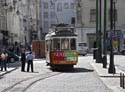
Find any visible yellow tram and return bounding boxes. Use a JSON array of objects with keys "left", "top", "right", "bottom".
[{"left": 45, "top": 24, "right": 78, "bottom": 69}]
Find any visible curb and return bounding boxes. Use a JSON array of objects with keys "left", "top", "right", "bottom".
[
  {"left": 0, "top": 67, "right": 17, "bottom": 76},
  {"left": 90, "top": 62, "right": 122, "bottom": 92}
]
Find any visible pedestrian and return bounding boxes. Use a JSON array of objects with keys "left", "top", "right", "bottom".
[
  {"left": 26, "top": 51, "right": 34, "bottom": 72},
  {"left": 20, "top": 48, "right": 26, "bottom": 72},
  {"left": 0, "top": 51, "right": 8, "bottom": 71}
]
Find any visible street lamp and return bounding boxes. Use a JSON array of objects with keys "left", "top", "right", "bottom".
[
  {"left": 108, "top": 0, "right": 117, "bottom": 74},
  {"left": 113, "top": 0, "right": 117, "bottom": 34},
  {"left": 96, "top": 0, "right": 99, "bottom": 63}
]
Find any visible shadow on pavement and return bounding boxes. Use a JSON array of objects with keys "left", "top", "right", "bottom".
[
  {"left": 51, "top": 67, "right": 94, "bottom": 73},
  {"left": 25, "top": 71, "right": 39, "bottom": 73},
  {"left": 7, "top": 61, "right": 21, "bottom": 68}
]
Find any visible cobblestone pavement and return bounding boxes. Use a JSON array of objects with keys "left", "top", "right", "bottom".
[
  {"left": 0, "top": 57, "right": 113, "bottom": 92},
  {"left": 27, "top": 57, "right": 112, "bottom": 92},
  {"left": 0, "top": 60, "right": 52, "bottom": 92}
]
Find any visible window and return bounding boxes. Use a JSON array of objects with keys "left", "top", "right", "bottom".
[
  {"left": 90, "top": 9, "right": 96, "bottom": 22},
  {"left": 50, "top": 2, "right": 55, "bottom": 9},
  {"left": 108, "top": 9, "right": 117, "bottom": 22},
  {"left": 77, "top": 9, "right": 81, "bottom": 22},
  {"left": 53, "top": 39, "right": 60, "bottom": 50},
  {"left": 51, "top": 21, "right": 55, "bottom": 26},
  {"left": 57, "top": 3, "right": 62, "bottom": 12},
  {"left": 79, "top": 43, "right": 87, "bottom": 47},
  {"left": 44, "top": 12, "right": 48, "bottom": 18},
  {"left": 70, "top": 3, "right": 75, "bottom": 9},
  {"left": 61, "top": 38, "right": 69, "bottom": 50},
  {"left": 70, "top": 38, "right": 76, "bottom": 50},
  {"left": 64, "top": 3, "right": 69, "bottom": 9},
  {"left": 50, "top": 12, "right": 55, "bottom": 18},
  {"left": 44, "top": 21, "right": 49, "bottom": 28},
  {"left": 43, "top": 2, "right": 48, "bottom": 9}
]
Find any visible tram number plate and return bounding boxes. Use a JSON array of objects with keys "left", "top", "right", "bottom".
[{"left": 65, "top": 57, "right": 76, "bottom": 61}]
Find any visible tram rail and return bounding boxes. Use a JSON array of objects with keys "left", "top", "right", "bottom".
[{"left": 1, "top": 72, "right": 62, "bottom": 92}]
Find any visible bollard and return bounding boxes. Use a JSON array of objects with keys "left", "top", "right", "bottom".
[
  {"left": 123, "top": 74, "right": 125, "bottom": 89},
  {"left": 120, "top": 73, "right": 122, "bottom": 87},
  {"left": 120, "top": 72, "right": 125, "bottom": 89}
]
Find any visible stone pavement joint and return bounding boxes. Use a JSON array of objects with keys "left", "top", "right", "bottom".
[{"left": 91, "top": 62, "right": 125, "bottom": 92}]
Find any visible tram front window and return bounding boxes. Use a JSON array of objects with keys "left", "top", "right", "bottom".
[
  {"left": 53, "top": 39, "right": 60, "bottom": 50},
  {"left": 70, "top": 38, "right": 76, "bottom": 50},
  {"left": 61, "top": 38, "right": 69, "bottom": 50}
]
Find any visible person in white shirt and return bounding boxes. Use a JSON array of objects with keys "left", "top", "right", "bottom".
[{"left": 26, "top": 51, "right": 34, "bottom": 72}]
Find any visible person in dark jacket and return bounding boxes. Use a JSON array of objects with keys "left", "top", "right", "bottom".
[
  {"left": 20, "top": 48, "right": 26, "bottom": 72},
  {"left": 26, "top": 51, "right": 34, "bottom": 72}
]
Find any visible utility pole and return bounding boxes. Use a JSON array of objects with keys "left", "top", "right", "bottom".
[
  {"left": 96, "top": 0, "right": 99, "bottom": 63},
  {"left": 108, "top": 0, "right": 116, "bottom": 74},
  {"left": 102, "top": 0, "right": 107, "bottom": 68},
  {"left": 98, "top": 0, "right": 102, "bottom": 63}
]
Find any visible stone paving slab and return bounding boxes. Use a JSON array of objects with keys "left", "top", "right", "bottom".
[{"left": 91, "top": 62, "right": 125, "bottom": 92}]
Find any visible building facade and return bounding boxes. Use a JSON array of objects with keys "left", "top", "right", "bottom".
[
  {"left": 40, "top": 0, "right": 77, "bottom": 39},
  {"left": 0, "top": 0, "right": 19, "bottom": 47},
  {"left": 77, "top": 0, "right": 125, "bottom": 52}
]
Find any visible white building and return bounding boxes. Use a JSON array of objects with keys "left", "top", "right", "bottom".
[
  {"left": 40, "top": 0, "right": 77, "bottom": 39},
  {"left": 15, "top": 0, "right": 40, "bottom": 45},
  {"left": 0, "top": 0, "right": 20, "bottom": 46}
]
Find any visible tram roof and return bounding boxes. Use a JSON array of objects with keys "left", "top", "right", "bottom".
[
  {"left": 45, "top": 24, "right": 77, "bottom": 39},
  {"left": 46, "top": 30, "right": 77, "bottom": 37}
]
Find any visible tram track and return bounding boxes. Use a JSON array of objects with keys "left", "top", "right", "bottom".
[{"left": 1, "top": 71, "right": 62, "bottom": 92}]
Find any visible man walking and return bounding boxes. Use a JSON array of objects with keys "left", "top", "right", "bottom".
[{"left": 26, "top": 51, "right": 34, "bottom": 72}]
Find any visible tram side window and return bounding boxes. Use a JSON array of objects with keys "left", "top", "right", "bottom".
[
  {"left": 61, "top": 38, "right": 69, "bottom": 50},
  {"left": 70, "top": 38, "right": 76, "bottom": 50},
  {"left": 53, "top": 39, "right": 60, "bottom": 50}
]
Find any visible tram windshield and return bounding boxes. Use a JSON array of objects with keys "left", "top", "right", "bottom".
[
  {"left": 53, "top": 38, "right": 76, "bottom": 50},
  {"left": 53, "top": 38, "right": 60, "bottom": 50}
]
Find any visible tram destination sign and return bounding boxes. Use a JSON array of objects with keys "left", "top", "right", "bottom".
[{"left": 53, "top": 51, "right": 77, "bottom": 61}]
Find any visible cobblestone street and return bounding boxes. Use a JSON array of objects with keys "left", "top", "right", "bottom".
[{"left": 0, "top": 57, "right": 113, "bottom": 92}]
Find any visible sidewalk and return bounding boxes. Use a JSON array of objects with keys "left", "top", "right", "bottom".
[
  {"left": 91, "top": 62, "right": 125, "bottom": 92},
  {"left": 0, "top": 61, "right": 20, "bottom": 76},
  {"left": 0, "top": 67, "right": 17, "bottom": 76},
  {"left": 0, "top": 59, "right": 45, "bottom": 76}
]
